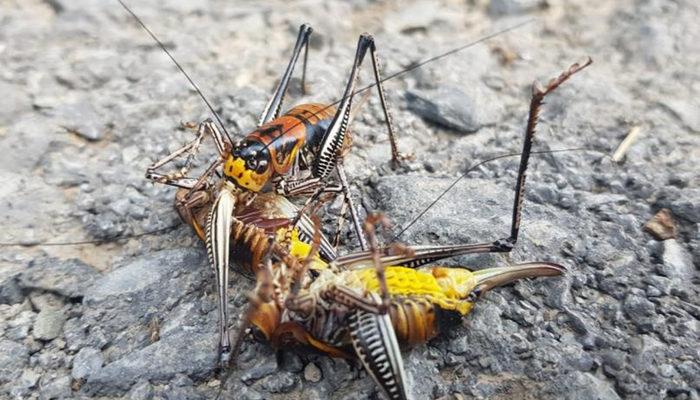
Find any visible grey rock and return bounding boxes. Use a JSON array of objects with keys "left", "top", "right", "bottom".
[
  {"left": 488, "top": 0, "right": 545, "bottom": 15},
  {"left": 39, "top": 375, "right": 72, "bottom": 400},
  {"left": 661, "top": 98, "right": 700, "bottom": 133},
  {"left": 383, "top": 2, "right": 444, "bottom": 34},
  {"left": 49, "top": 99, "right": 105, "bottom": 141},
  {"left": 72, "top": 347, "right": 103, "bottom": 380},
  {"left": 656, "top": 188, "right": 700, "bottom": 223},
  {"left": 0, "top": 81, "right": 32, "bottom": 124},
  {"left": 20, "top": 258, "right": 100, "bottom": 299},
  {"left": 447, "top": 335, "right": 469, "bottom": 355},
  {"left": 661, "top": 239, "right": 695, "bottom": 281},
  {"left": 1, "top": 1, "right": 698, "bottom": 399},
  {"left": 0, "top": 340, "right": 29, "bottom": 384},
  {"left": 33, "top": 309, "right": 67, "bottom": 341},
  {"left": 219, "top": 382, "right": 264, "bottom": 400},
  {"left": 277, "top": 351, "right": 304, "bottom": 373},
  {"left": 83, "top": 248, "right": 205, "bottom": 305},
  {"left": 260, "top": 371, "right": 297, "bottom": 393},
  {"left": 241, "top": 358, "right": 278, "bottom": 385},
  {"left": 6, "top": 310, "right": 36, "bottom": 341},
  {"left": 127, "top": 379, "right": 154, "bottom": 400},
  {"left": 86, "top": 330, "right": 217, "bottom": 394},
  {"left": 0, "top": 115, "right": 55, "bottom": 172},
  {"left": 28, "top": 291, "right": 65, "bottom": 311},
  {"left": 171, "top": 373, "right": 193, "bottom": 387},
  {"left": 34, "top": 347, "right": 69, "bottom": 370},
  {"left": 160, "top": 384, "right": 204, "bottom": 400},
  {"left": 0, "top": 266, "right": 23, "bottom": 305},
  {"left": 304, "top": 362, "right": 323, "bottom": 382},
  {"left": 63, "top": 317, "right": 88, "bottom": 352},
  {"left": 405, "top": 86, "right": 502, "bottom": 134},
  {"left": 563, "top": 372, "right": 621, "bottom": 400},
  {"left": 80, "top": 248, "right": 208, "bottom": 359},
  {"left": 623, "top": 292, "right": 656, "bottom": 320},
  {"left": 8, "top": 369, "right": 41, "bottom": 398}
]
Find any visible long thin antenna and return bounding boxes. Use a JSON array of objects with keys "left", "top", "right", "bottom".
[
  {"left": 1, "top": 148, "right": 603, "bottom": 248},
  {"left": 0, "top": 225, "right": 180, "bottom": 248},
  {"left": 117, "top": 0, "right": 234, "bottom": 145},
  {"left": 360, "top": 19, "right": 534, "bottom": 95},
  {"left": 3, "top": 19, "right": 538, "bottom": 249},
  {"left": 392, "top": 148, "right": 606, "bottom": 240},
  {"left": 263, "top": 19, "right": 534, "bottom": 152}
]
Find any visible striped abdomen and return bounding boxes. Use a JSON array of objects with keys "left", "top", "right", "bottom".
[
  {"left": 228, "top": 219, "right": 270, "bottom": 273},
  {"left": 388, "top": 297, "right": 441, "bottom": 346}
]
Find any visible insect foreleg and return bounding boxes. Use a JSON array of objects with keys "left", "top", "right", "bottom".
[
  {"left": 174, "top": 187, "right": 211, "bottom": 239},
  {"left": 145, "top": 119, "right": 228, "bottom": 188},
  {"left": 258, "top": 24, "right": 313, "bottom": 126}
]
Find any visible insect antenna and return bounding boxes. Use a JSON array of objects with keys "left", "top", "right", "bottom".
[
  {"left": 1, "top": 20, "right": 538, "bottom": 249},
  {"left": 262, "top": 19, "right": 535, "bottom": 153},
  {"left": 392, "top": 148, "right": 609, "bottom": 240},
  {"left": 117, "top": 0, "right": 234, "bottom": 145},
  {"left": 0, "top": 224, "right": 181, "bottom": 248},
  {"left": 0, "top": 149, "right": 603, "bottom": 248}
]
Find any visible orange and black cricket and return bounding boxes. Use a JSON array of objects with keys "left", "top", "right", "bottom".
[{"left": 135, "top": 14, "right": 407, "bottom": 366}]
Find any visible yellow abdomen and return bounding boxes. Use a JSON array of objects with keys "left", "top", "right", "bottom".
[{"left": 347, "top": 266, "right": 477, "bottom": 315}]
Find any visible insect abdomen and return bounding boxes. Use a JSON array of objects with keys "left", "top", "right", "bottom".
[
  {"left": 389, "top": 297, "right": 440, "bottom": 346},
  {"left": 229, "top": 219, "right": 270, "bottom": 273}
]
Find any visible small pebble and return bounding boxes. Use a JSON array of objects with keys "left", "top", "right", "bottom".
[
  {"left": 304, "top": 362, "right": 322, "bottom": 383},
  {"left": 33, "top": 310, "right": 66, "bottom": 341}
]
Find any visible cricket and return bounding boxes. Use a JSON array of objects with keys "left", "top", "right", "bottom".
[
  {"left": 115, "top": 1, "right": 592, "bottom": 398},
  {"left": 4, "top": 1, "right": 695, "bottom": 399}
]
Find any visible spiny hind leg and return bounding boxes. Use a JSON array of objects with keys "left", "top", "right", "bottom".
[
  {"left": 313, "top": 33, "right": 405, "bottom": 183},
  {"left": 332, "top": 59, "right": 593, "bottom": 271},
  {"left": 317, "top": 283, "right": 407, "bottom": 400},
  {"left": 206, "top": 190, "right": 237, "bottom": 366}
]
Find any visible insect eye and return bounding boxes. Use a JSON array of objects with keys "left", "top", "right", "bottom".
[
  {"left": 245, "top": 156, "right": 257, "bottom": 170},
  {"left": 256, "top": 159, "right": 268, "bottom": 173}
]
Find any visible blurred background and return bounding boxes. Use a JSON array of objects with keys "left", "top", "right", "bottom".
[{"left": 1, "top": 0, "right": 698, "bottom": 399}]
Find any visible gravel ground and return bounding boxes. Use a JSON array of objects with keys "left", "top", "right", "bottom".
[{"left": 1, "top": 0, "right": 699, "bottom": 399}]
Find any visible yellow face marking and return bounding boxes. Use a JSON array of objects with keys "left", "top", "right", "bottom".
[{"left": 223, "top": 155, "right": 271, "bottom": 192}]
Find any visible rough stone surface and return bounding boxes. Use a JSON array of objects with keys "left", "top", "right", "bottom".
[
  {"left": 661, "top": 239, "right": 695, "bottom": 281},
  {"left": 1, "top": 0, "right": 699, "bottom": 399},
  {"left": 39, "top": 375, "right": 72, "bottom": 400},
  {"left": 33, "top": 309, "right": 67, "bottom": 341},
  {"left": 405, "top": 85, "right": 503, "bottom": 133},
  {"left": 0, "top": 340, "right": 29, "bottom": 385},
  {"left": 72, "top": 346, "right": 103, "bottom": 381},
  {"left": 20, "top": 258, "right": 100, "bottom": 299}
]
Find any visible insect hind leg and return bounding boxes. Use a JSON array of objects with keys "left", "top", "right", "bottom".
[
  {"left": 258, "top": 24, "right": 313, "bottom": 126},
  {"left": 333, "top": 59, "right": 593, "bottom": 271}
]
